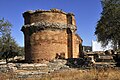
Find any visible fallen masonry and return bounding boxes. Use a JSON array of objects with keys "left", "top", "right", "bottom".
[
  {"left": 0, "top": 59, "right": 71, "bottom": 79},
  {"left": 0, "top": 58, "right": 118, "bottom": 79}
]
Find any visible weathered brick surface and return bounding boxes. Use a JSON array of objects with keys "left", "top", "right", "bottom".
[
  {"left": 23, "top": 9, "right": 76, "bottom": 26},
  {"left": 30, "top": 30, "right": 68, "bottom": 62},
  {"left": 22, "top": 9, "right": 82, "bottom": 63},
  {"left": 31, "top": 13, "right": 67, "bottom": 25}
]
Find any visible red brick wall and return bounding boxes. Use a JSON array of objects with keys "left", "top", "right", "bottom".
[
  {"left": 25, "top": 29, "right": 68, "bottom": 62},
  {"left": 22, "top": 9, "right": 82, "bottom": 63},
  {"left": 72, "top": 34, "right": 81, "bottom": 58},
  {"left": 23, "top": 10, "right": 76, "bottom": 26},
  {"left": 30, "top": 13, "right": 67, "bottom": 25}
]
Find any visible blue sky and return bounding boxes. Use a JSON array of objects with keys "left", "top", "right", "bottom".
[{"left": 0, "top": 0, "right": 102, "bottom": 47}]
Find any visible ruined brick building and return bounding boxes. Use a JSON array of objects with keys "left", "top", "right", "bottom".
[{"left": 21, "top": 9, "right": 83, "bottom": 63}]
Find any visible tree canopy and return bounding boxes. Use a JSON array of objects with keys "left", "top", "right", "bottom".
[
  {"left": 0, "top": 18, "right": 24, "bottom": 62},
  {"left": 95, "top": 0, "right": 120, "bottom": 50}
]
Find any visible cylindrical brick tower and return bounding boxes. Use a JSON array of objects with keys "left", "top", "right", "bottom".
[{"left": 21, "top": 9, "right": 82, "bottom": 63}]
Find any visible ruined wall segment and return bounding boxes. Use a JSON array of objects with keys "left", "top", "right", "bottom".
[
  {"left": 72, "top": 34, "right": 82, "bottom": 58},
  {"left": 21, "top": 9, "right": 82, "bottom": 63},
  {"left": 30, "top": 30, "right": 68, "bottom": 62}
]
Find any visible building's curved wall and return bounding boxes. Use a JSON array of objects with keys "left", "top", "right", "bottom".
[
  {"left": 22, "top": 9, "right": 82, "bottom": 63},
  {"left": 25, "top": 29, "right": 68, "bottom": 62},
  {"left": 30, "top": 12, "right": 67, "bottom": 25},
  {"left": 23, "top": 10, "right": 76, "bottom": 26}
]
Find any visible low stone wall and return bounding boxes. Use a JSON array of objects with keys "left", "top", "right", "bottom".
[
  {"left": 0, "top": 59, "right": 118, "bottom": 79},
  {"left": 0, "top": 59, "right": 70, "bottom": 78}
]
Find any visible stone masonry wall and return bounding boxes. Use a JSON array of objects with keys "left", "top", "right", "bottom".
[
  {"left": 29, "top": 29, "right": 68, "bottom": 62},
  {"left": 72, "top": 34, "right": 78, "bottom": 58},
  {"left": 23, "top": 9, "right": 76, "bottom": 26},
  {"left": 22, "top": 9, "right": 82, "bottom": 63}
]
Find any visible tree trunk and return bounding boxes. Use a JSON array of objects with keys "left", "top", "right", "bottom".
[{"left": 118, "top": 40, "right": 120, "bottom": 50}]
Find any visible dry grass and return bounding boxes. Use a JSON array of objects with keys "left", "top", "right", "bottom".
[
  {"left": 0, "top": 68, "right": 120, "bottom": 80},
  {"left": 0, "top": 72, "right": 15, "bottom": 80},
  {"left": 44, "top": 69, "right": 120, "bottom": 80}
]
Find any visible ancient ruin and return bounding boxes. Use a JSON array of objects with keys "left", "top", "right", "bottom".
[{"left": 21, "top": 9, "right": 82, "bottom": 63}]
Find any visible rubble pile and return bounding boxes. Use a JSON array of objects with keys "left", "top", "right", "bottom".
[{"left": 0, "top": 59, "right": 70, "bottom": 78}]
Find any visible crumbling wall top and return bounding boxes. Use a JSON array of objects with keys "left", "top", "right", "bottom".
[
  {"left": 23, "top": 8, "right": 75, "bottom": 16},
  {"left": 22, "top": 8, "right": 77, "bottom": 31},
  {"left": 23, "top": 8, "right": 65, "bottom": 15}
]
